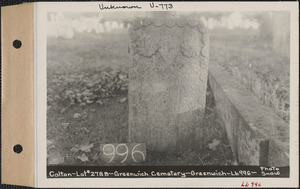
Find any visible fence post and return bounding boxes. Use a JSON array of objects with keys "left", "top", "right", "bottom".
[{"left": 128, "top": 17, "right": 209, "bottom": 153}]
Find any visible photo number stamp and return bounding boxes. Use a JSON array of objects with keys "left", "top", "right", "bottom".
[{"left": 99, "top": 143, "right": 146, "bottom": 165}]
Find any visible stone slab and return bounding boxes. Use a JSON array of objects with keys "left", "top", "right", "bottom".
[
  {"left": 208, "top": 64, "right": 289, "bottom": 166},
  {"left": 128, "top": 18, "right": 209, "bottom": 153}
]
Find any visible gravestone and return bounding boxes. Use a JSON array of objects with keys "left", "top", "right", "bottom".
[
  {"left": 272, "top": 12, "right": 290, "bottom": 57},
  {"left": 128, "top": 17, "right": 209, "bottom": 153}
]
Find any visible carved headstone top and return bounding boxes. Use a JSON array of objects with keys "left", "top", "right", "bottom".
[
  {"left": 130, "top": 18, "right": 207, "bottom": 33},
  {"left": 129, "top": 18, "right": 209, "bottom": 60}
]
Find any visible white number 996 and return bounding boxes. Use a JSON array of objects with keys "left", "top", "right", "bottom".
[{"left": 102, "top": 144, "right": 145, "bottom": 164}]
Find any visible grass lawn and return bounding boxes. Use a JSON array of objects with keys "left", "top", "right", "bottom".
[
  {"left": 210, "top": 32, "right": 290, "bottom": 122},
  {"left": 47, "top": 96, "right": 128, "bottom": 165}
]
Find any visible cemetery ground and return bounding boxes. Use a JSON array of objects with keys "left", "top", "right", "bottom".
[
  {"left": 210, "top": 30, "right": 290, "bottom": 123},
  {"left": 47, "top": 30, "right": 289, "bottom": 166}
]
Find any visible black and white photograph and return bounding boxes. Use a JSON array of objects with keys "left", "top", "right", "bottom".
[
  {"left": 0, "top": 1, "right": 298, "bottom": 188},
  {"left": 46, "top": 10, "right": 290, "bottom": 171}
]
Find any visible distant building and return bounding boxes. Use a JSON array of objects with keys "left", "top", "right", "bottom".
[{"left": 47, "top": 13, "right": 128, "bottom": 39}]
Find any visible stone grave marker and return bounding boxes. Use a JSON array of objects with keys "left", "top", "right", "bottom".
[{"left": 128, "top": 17, "right": 209, "bottom": 153}]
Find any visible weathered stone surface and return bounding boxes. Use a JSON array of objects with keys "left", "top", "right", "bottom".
[
  {"left": 128, "top": 18, "right": 209, "bottom": 153},
  {"left": 208, "top": 64, "right": 289, "bottom": 166}
]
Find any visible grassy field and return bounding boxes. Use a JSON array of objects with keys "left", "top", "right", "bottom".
[
  {"left": 210, "top": 31, "right": 290, "bottom": 123},
  {"left": 47, "top": 29, "right": 289, "bottom": 166},
  {"left": 47, "top": 33, "right": 131, "bottom": 165},
  {"left": 47, "top": 31, "right": 129, "bottom": 75}
]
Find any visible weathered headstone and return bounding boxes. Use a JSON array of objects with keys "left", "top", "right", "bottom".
[
  {"left": 272, "top": 12, "right": 290, "bottom": 57},
  {"left": 128, "top": 17, "right": 209, "bottom": 153},
  {"left": 259, "top": 13, "right": 273, "bottom": 44}
]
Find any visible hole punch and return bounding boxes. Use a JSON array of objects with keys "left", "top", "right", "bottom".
[
  {"left": 13, "top": 39, "right": 22, "bottom": 49},
  {"left": 13, "top": 144, "right": 23, "bottom": 154}
]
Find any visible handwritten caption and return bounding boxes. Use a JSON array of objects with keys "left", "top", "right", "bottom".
[
  {"left": 48, "top": 168, "right": 273, "bottom": 178},
  {"left": 48, "top": 169, "right": 257, "bottom": 178},
  {"left": 241, "top": 181, "right": 262, "bottom": 187},
  {"left": 48, "top": 166, "right": 288, "bottom": 178},
  {"left": 260, "top": 166, "right": 281, "bottom": 176},
  {"left": 98, "top": 3, "right": 174, "bottom": 10},
  {"left": 150, "top": 2, "right": 173, "bottom": 10},
  {"left": 99, "top": 143, "right": 146, "bottom": 164}
]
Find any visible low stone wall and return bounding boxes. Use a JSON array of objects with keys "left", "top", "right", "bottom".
[{"left": 208, "top": 64, "right": 289, "bottom": 166}]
